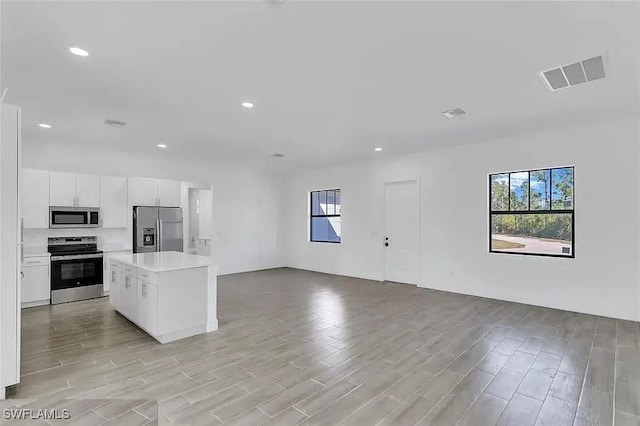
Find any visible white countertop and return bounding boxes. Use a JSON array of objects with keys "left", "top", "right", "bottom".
[
  {"left": 23, "top": 246, "right": 50, "bottom": 258},
  {"left": 99, "top": 244, "right": 132, "bottom": 253},
  {"left": 109, "top": 251, "right": 217, "bottom": 272}
]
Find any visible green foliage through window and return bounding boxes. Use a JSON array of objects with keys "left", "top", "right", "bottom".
[{"left": 490, "top": 167, "right": 574, "bottom": 257}]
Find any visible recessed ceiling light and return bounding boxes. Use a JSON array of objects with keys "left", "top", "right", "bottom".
[
  {"left": 38, "top": 123, "right": 52, "bottom": 129},
  {"left": 104, "top": 119, "right": 126, "bottom": 127},
  {"left": 442, "top": 108, "right": 465, "bottom": 119},
  {"left": 374, "top": 147, "right": 383, "bottom": 152},
  {"left": 69, "top": 47, "right": 89, "bottom": 57},
  {"left": 157, "top": 144, "right": 167, "bottom": 149},
  {"left": 242, "top": 102, "right": 254, "bottom": 108}
]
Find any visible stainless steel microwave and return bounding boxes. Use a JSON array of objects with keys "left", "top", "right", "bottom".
[{"left": 49, "top": 207, "right": 100, "bottom": 229}]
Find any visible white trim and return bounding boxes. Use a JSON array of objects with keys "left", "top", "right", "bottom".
[{"left": 21, "top": 300, "right": 50, "bottom": 309}]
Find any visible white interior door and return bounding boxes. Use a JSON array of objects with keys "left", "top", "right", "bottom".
[{"left": 384, "top": 180, "right": 420, "bottom": 285}]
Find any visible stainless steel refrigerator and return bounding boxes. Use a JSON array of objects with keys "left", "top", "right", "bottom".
[{"left": 133, "top": 206, "right": 184, "bottom": 253}]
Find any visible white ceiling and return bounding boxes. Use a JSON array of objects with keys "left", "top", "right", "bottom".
[{"left": 2, "top": 1, "right": 638, "bottom": 172}]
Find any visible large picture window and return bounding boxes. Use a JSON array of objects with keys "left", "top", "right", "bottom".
[
  {"left": 490, "top": 167, "right": 574, "bottom": 257},
  {"left": 310, "top": 189, "right": 341, "bottom": 243}
]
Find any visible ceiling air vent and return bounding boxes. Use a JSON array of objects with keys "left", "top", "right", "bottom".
[
  {"left": 442, "top": 108, "right": 465, "bottom": 119},
  {"left": 104, "top": 119, "right": 127, "bottom": 127},
  {"left": 540, "top": 55, "right": 605, "bottom": 91}
]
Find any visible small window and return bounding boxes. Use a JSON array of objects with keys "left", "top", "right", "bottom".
[
  {"left": 310, "top": 189, "right": 341, "bottom": 243},
  {"left": 490, "top": 167, "right": 574, "bottom": 257}
]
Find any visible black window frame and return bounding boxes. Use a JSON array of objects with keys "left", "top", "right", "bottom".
[
  {"left": 310, "top": 189, "right": 341, "bottom": 244},
  {"left": 489, "top": 166, "right": 575, "bottom": 258}
]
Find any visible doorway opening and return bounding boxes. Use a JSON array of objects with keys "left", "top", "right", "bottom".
[{"left": 186, "top": 185, "right": 213, "bottom": 256}]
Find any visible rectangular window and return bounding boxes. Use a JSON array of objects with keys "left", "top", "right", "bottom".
[
  {"left": 310, "top": 189, "right": 341, "bottom": 243},
  {"left": 489, "top": 167, "right": 574, "bottom": 257}
]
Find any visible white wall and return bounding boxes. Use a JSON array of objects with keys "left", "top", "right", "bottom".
[
  {"left": 22, "top": 143, "right": 284, "bottom": 275},
  {"left": 282, "top": 116, "right": 640, "bottom": 321}
]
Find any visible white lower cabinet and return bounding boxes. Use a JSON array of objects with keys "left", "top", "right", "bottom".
[
  {"left": 107, "top": 259, "right": 209, "bottom": 343},
  {"left": 123, "top": 273, "right": 138, "bottom": 323},
  {"left": 109, "top": 269, "right": 123, "bottom": 310},
  {"left": 103, "top": 251, "right": 132, "bottom": 292},
  {"left": 138, "top": 280, "right": 158, "bottom": 335},
  {"left": 21, "top": 257, "right": 50, "bottom": 307}
]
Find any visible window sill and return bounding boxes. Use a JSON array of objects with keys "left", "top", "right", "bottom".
[{"left": 489, "top": 250, "right": 574, "bottom": 259}]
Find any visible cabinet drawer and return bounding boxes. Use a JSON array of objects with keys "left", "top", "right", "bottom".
[
  {"left": 123, "top": 264, "right": 135, "bottom": 275},
  {"left": 137, "top": 270, "right": 157, "bottom": 284},
  {"left": 22, "top": 257, "right": 49, "bottom": 267},
  {"left": 108, "top": 259, "right": 122, "bottom": 271}
]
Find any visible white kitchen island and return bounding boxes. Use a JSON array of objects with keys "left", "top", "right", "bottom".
[{"left": 107, "top": 251, "right": 218, "bottom": 344}]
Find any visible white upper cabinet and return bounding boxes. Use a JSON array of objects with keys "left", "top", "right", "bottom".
[
  {"left": 129, "top": 177, "right": 181, "bottom": 207},
  {"left": 156, "top": 179, "right": 181, "bottom": 207},
  {"left": 76, "top": 174, "right": 100, "bottom": 207},
  {"left": 49, "top": 172, "right": 99, "bottom": 207},
  {"left": 128, "top": 177, "right": 158, "bottom": 206},
  {"left": 49, "top": 171, "right": 76, "bottom": 207},
  {"left": 21, "top": 169, "right": 49, "bottom": 229},
  {"left": 100, "top": 176, "right": 128, "bottom": 228}
]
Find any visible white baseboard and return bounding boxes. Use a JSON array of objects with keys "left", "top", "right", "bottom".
[
  {"left": 21, "top": 299, "right": 50, "bottom": 309},
  {"left": 156, "top": 325, "right": 207, "bottom": 344}
]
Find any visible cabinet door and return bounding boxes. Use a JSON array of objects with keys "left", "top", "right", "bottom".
[
  {"left": 110, "top": 269, "right": 123, "bottom": 310},
  {"left": 20, "top": 169, "right": 49, "bottom": 228},
  {"left": 108, "top": 268, "right": 120, "bottom": 306},
  {"left": 49, "top": 171, "right": 77, "bottom": 206},
  {"left": 123, "top": 274, "right": 137, "bottom": 322},
  {"left": 103, "top": 258, "right": 110, "bottom": 292},
  {"left": 156, "top": 179, "right": 181, "bottom": 207},
  {"left": 128, "top": 177, "right": 158, "bottom": 206},
  {"left": 144, "top": 282, "right": 158, "bottom": 335},
  {"left": 76, "top": 173, "right": 100, "bottom": 207},
  {"left": 22, "top": 265, "right": 49, "bottom": 303},
  {"left": 100, "top": 176, "right": 128, "bottom": 228},
  {"left": 137, "top": 279, "right": 146, "bottom": 330}
]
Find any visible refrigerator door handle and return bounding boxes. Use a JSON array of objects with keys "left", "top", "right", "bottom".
[{"left": 157, "top": 219, "right": 162, "bottom": 252}]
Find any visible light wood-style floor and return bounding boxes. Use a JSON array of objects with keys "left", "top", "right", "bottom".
[{"left": 7, "top": 268, "right": 640, "bottom": 425}]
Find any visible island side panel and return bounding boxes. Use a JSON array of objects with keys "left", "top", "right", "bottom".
[
  {"left": 207, "top": 265, "right": 218, "bottom": 332},
  {"left": 157, "top": 267, "right": 208, "bottom": 341}
]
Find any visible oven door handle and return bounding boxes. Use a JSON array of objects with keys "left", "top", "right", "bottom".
[{"left": 51, "top": 254, "right": 104, "bottom": 261}]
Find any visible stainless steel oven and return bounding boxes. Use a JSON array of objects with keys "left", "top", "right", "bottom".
[
  {"left": 48, "top": 237, "right": 103, "bottom": 304},
  {"left": 50, "top": 207, "right": 100, "bottom": 229}
]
